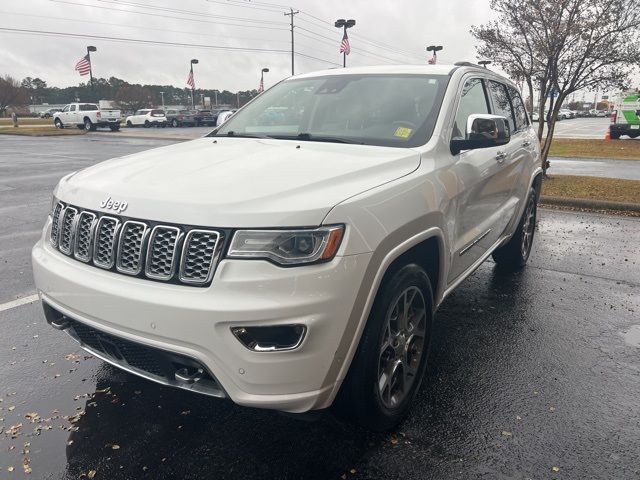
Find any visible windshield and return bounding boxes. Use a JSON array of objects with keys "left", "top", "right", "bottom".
[{"left": 212, "top": 74, "right": 449, "bottom": 147}]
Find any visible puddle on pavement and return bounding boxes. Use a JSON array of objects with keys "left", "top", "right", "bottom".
[{"left": 623, "top": 325, "right": 640, "bottom": 347}]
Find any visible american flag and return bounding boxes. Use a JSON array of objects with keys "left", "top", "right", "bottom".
[
  {"left": 75, "top": 54, "right": 91, "bottom": 76},
  {"left": 258, "top": 77, "right": 264, "bottom": 94},
  {"left": 186, "top": 70, "right": 195, "bottom": 89},
  {"left": 339, "top": 31, "right": 351, "bottom": 55},
  {"left": 428, "top": 51, "right": 437, "bottom": 65}
]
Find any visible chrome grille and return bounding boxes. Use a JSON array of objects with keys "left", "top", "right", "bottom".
[
  {"left": 116, "top": 221, "right": 148, "bottom": 275},
  {"left": 58, "top": 207, "right": 78, "bottom": 255},
  {"left": 93, "top": 216, "right": 120, "bottom": 269},
  {"left": 50, "top": 202, "right": 64, "bottom": 247},
  {"left": 146, "top": 226, "right": 180, "bottom": 280},
  {"left": 48, "top": 201, "right": 222, "bottom": 287},
  {"left": 180, "top": 230, "right": 220, "bottom": 285},
  {"left": 73, "top": 212, "right": 96, "bottom": 262}
]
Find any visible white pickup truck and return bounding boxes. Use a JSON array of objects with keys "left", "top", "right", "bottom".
[{"left": 53, "top": 103, "right": 121, "bottom": 131}]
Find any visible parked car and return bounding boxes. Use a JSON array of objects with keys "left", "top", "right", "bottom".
[
  {"left": 558, "top": 109, "right": 574, "bottom": 119},
  {"left": 53, "top": 103, "right": 121, "bottom": 131},
  {"left": 194, "top": 109, "right": 219, "bottom": 126},
  {"left": 125, "top": 109, "right": 167, "bottom": 128},
  {"left": 34, "top": 64, "right": 541, "bottom": 431},
  {"left": 165, "top": 109, "right": 197, "bottom": 127},
  {"left": 530, "top": 111, "right": 539, "bottom": 122},
  {"left": 609, "top": 93, "right": 640, "bottom": 139},
  {"left": 39, "top": 108, "right": 61, "bottom": 118},
  {"left": 215, "top": 110, "right": 236, "bottom": 126}
]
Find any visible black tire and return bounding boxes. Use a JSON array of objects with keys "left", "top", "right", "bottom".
[
  {"left": 610, "top": 132, "right": 621, "bottom": 140},
  {"left": 84, "top": 118, "right": 95, "bottom": 131},
  {"left": 144, "top": 120, "right": 151, "bottom": 128},
  {"left": 336, "top": 264, "right": 433, "bottom": 431},
  {"left": 109, "top": 125, "right": 120, "bottom": 132},
  {"left": 172, "top": 119, "right": 179, "bottom": 128},
  {"left": 492, "top": 187, "right": 537, "bottom": 269},
  {"left": 126, "top": 120, "right": 133, "bottom": 127},
  {"left": 77, "top": 125, "right": 84, "bottom": 130},
  {"left": 161, "top": 123, "right": 166, "bottom": 128},
  {"left": 54, "top": 119, "right": 63, "bottom": 129}
]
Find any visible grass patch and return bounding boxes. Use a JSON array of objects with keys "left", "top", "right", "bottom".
[
  {"left": 0, "top": 127, "right": 86, "bottom": 136},
  {"left": 0, "top": 118, "right": 54, "bottom": 126},
  {"left": 542, "top": 175, "right": 640, "bottom": 204},
  {"left": 548, "top": 138, "right": 640, "bottom": 160}
]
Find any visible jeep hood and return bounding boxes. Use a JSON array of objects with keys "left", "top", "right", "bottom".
[{"left": 56, "top": 137, "right": 421, "bottom": 227}]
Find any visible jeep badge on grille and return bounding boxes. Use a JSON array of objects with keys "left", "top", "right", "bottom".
[{"left": 99, "top": 196, "right": 128, "bottom": 213}]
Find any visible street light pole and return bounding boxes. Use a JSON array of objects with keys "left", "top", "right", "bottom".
[
  {"left": 190, "top": 58, "right": 199, "bottom": 109},
  {"left": 87, "top": 46, "right": 97, "bottom": 94},
  {"left": 478, "top": 60, "right": 491, "bottom": 69},
  {"left": 426, "top": 45, "right": 442, "bottom": 64},
  {"left": 335, "top": 19, "right": 356, "bottom": 68},
  {"left": 260, "top": 67, "right": 269, "bottom": 92},
  {"left": 159, "top": 91, "right": 165, "bottom": 110},
  {"left": 214, "top": 89, "right": 218, "bottom": 107}
]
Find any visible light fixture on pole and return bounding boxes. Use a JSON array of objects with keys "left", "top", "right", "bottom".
[
  {"left": 86, "top": 46, "right": 97, "bottom": 91},
  {"left": 260, "top": 67, "right": 269, "bottom": 93},
  {"left": 335, "top": 18, "right": 355, "bottom": 68},
  {"left": 189, "top": 58, "right": 199, "bottom": 109},
  {"left": 478, "top": 60, "right": 492, "bottom": 69},
  {"left": 426, "top": 45, "right": 442, "bottom": 64}
]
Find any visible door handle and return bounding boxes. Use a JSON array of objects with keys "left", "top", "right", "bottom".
[
  {"left": 495, "top": 152, "right": 507, "bottom": 163},
  {"left": 522, "top": 141, "right": 531, "bottom": 147}
]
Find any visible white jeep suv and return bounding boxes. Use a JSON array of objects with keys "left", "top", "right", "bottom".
[{"left": 33, "top": 64, "right": 541, "bottom": 431}]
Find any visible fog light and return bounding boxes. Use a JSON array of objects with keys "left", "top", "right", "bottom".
[{"left": 231, "top": 325, "right": 306, "bottom": 352}]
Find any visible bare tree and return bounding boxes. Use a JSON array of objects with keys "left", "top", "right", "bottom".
[
  {"left": 0, "top": 75, "right": 28, "bottom": 116},
  {"left": 114, "top": 85, "right": 154, "bottom": 113},
  {"left": 472, "top": 0, "right": 640, "bottom": 175}
]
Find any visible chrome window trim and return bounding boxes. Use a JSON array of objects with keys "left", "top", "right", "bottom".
[
  {"left": 58, "top": 207, "right": 78, "bottom": 255},
  {"left": 179, "top": 229, "right": 223, "bottom": 285},
  {"left": 92, "top": 215, "right": 121, "bottom": 269},
  {"left": 73, "top": 211, "right": 97, "bottom": 263},
  {"left": 116, "top": 220, "right": 149, "bottom": 275},
  {"left": 145, "top": 225, "right": 182, "bottom": 281}
]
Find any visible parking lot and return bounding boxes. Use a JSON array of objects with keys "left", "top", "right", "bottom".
[{"left": 1, "top": 135, "right": 639, "bottom": 479}]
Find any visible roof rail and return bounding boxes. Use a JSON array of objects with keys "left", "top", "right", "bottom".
[{"left": 453, "top": 61, "right": 483, "bottom": 68}]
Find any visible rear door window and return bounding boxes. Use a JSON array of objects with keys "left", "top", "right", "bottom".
[
  {"left": 487, "top": 80, "right": 516, "bottom": 133},
  {"left": 507, "top": 86, "right": 529, "bottom": 131}
]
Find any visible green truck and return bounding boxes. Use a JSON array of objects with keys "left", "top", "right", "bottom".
[{"left": 610, "top": 93, "right": 640, "bottom": 139}]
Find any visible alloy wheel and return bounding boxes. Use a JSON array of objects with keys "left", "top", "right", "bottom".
[
  {"left": 377, "top": 286, "right": 427, "bottom": 409},
  {"left": 521, "top": 197, "right": 536, "bottom": 259}
]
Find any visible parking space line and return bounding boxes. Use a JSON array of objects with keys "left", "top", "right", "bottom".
[{"left": 0, "top": 293, "right": 39, "bottom": 313}]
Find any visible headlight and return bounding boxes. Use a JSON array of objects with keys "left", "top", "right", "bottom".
[{"left": 228, "top": 225, "right": 344, "bottom": 266}]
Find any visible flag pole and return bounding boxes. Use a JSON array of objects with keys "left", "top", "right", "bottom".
[{"left": 87, "top": 46, "right": 97, "bottom": 95}]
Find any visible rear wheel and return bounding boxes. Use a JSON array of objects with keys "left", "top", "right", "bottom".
[
  {"left": 336, "top": 264, "right": 433, "bottom": 431},
  {"left": 610, "top": 132, "right": 621, "bottom": 140},
  {"left": 172, "top": 119, "right": 179, "bottom": 128},
  {"left": 84, "top": 118, "right": 95, "bottom": 131},
  {"left": 109, "top": 124, "right": 120, "bottom": 132},
  {"left": 492, "top": 187, "right": 537, "bottom": 269}
]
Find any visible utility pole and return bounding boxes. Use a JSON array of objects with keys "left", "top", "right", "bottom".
[
  {"left": 284, "top": 8, "right": 299, "bottom": 76},
  {"left": 214, "top": 89, "right": 218, "bottom": 106}
]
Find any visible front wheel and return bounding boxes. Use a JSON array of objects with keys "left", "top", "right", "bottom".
[
  {"left": 144, "top": 120, "right": 151, "bottom": 128},
  {"left": 492, "top": 187, "right": 537, "bottom": 269},
  {"left": 54, "top": 119, "right": 63, "bottom": 129},
  {"left": 336, "top": 264, "right": 433, "bottom": 431},
  {"left": 126, "top": 120, "right": 133, "bottom": 127}
]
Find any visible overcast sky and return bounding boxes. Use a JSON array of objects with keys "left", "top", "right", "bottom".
[
  {"left": 1, "top": 0, "right": 500, "bottom": 91},
  {"left": 1, "top": 0, "right": 636, "bottom": 98}
]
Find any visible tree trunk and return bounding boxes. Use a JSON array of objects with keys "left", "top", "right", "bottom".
[{"left": 539, "top": 93, "right": 567, "bottom": 176}]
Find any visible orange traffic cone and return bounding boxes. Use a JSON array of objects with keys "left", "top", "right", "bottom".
[{"left": 604, "top": 128, "right": 611, "bottom": 141}]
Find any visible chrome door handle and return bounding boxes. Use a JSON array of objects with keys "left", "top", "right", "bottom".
[
  {"left": 522, "top": 141, "right": 531, "bottom": 147},
  {"left": 495, "top": 152, "right": 507, "bottom": 163}
]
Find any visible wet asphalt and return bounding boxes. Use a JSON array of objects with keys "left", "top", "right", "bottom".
[{"left": 1, "top": 135, "right": 639, "bottom": 479}]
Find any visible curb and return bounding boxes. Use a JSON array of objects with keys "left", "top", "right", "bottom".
[{"left": 540, "top": 195, "right": 640, "bottom": 212}]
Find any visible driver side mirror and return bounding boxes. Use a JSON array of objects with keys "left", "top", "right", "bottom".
[{"left": 450, "top": 114, "right": 511, "bottom": 155}]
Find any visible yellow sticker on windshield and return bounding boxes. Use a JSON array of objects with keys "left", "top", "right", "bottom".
[{"left": 394, "top": 126, "right": 413, "bottom": 138}]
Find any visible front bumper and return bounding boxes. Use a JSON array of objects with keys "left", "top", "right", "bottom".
[{"left": 32, "top": 233, "right": 372, "bottom": 413}]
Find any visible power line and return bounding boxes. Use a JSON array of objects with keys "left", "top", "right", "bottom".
[
  {"left": 0, "top": 27, "right": 291, "bottom": 53},
  {"left": 50, "top": 0, "right": 289, "bottom": 31},
  {"left": 294, "top": 51, "right": 341, "bottom": 67}
]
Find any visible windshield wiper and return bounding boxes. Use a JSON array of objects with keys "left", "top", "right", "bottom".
[
  {"left": 282, "top": 133, "right": 364, "bottom": 144},
  {"left": 209, "top": 130, "right": 272, "bottom": 139}
]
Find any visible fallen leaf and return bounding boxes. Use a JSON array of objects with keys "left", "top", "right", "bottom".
[
  {"left": 87, "top": 470, "right": 97, "bottom": 478},
  {"left": 549, "top": 406, "right": 556, "bottom": 412},
  {"left": 22, "top": 458, "right": 32, "bottom": 474},
  {"left": 8, "top": 466, "right": 15, "bottom": 472},
  {"left": 390, "top": 437, "right": 398, "bottom": 445},
  {"left": 111, "top": 444, "right": 120, "bottom": 450},
  {"left": 501, "top": 431, "right": 513, "bottom": 437},
  {"left": 8, "top": 406, "right": 15, "bottom": 411},
  {"left": 350, "top": 469, "right": 357, "bottom": 474},
  {"left": 180, "top": 410, "right": 191, "bottom": 416},
  {"left": 552, "top": 466, "right": 560, "bottom": 472},
  {"left": 24, "top": 413, "right": 40, "bottom": 422}
]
